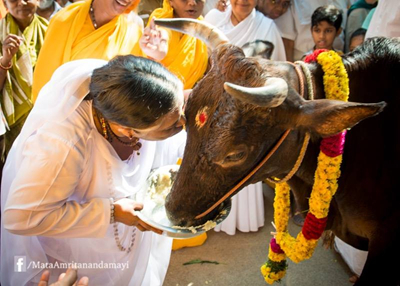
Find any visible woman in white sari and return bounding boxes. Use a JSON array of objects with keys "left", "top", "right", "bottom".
[
  {"left": 205, "top": 0, "right": 286, "bottom": 61},
  {"left": 1, "top": 55, "right": 186, "bottom": 285},
  {"left": 204, "top": 0, "right": 285, "bottom": 235}
]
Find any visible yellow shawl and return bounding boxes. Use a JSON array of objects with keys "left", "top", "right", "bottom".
[
  {"left": 32, "top": 0, "right": 143, "bottom": 101},
  {"left": 148, "top": 0, "right": 208, "bottom": 89}
]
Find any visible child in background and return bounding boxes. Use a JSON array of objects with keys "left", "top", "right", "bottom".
[
  {"left": 302, "top": 5, "right": 343, "bottom": 60},
  {"left": 349, "top": 28, "right": 367, "bottom": 52}
]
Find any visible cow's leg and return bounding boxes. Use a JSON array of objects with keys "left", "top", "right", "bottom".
[{"left": 355, "top": 215, "right": 400, "bottom": 286}]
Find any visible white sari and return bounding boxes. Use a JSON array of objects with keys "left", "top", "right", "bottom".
[{"left": 1, "top": 59, "right": 185, "bottom": 285}]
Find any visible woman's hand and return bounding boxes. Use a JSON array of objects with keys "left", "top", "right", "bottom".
[
  {"left": 113, "top": 198, "right": 163, "bottom": 234},
  {"left": 39, "top": 268, "right": 89, "bottom": 286},
  {"left": 1, "top": 34, "right": 23, "bottom": 66},
  {"left": 216, "top": 0, "right": 228, "bottom": 12},
  {"left": 139, "top": 18, "right": 169, "bottom": 61}
]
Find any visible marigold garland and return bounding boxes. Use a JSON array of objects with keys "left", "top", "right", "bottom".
[{"left": 261, "top": 50, "right": 349, "bottom": 284}]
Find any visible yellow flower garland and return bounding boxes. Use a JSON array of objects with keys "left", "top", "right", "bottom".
[{"left": 261, "top": 50, "right": 349, "bottom": 284}]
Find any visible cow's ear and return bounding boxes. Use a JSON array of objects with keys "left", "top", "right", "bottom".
[{"left": 296, "top": 99, "right": 386, "bottom": 137}]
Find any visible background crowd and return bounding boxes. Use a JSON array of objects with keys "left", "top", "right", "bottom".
[{"left": 0, "top": 0, "right": 398, "bottom": 285}]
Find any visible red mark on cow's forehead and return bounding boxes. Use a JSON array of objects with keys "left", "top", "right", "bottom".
[{"left": 195, "top": 107, "right": 209, "bottom": 129}]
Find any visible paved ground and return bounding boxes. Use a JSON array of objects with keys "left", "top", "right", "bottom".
[{"left": 164, "top": 185, "right": 353, "bottom": 286}]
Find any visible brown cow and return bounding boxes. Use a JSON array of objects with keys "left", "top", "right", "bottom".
[{"left": 155, "top": 19, "right": 400, "bottom": 286}]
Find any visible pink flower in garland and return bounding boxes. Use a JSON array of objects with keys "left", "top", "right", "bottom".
[
  {"left": 320, "top": 130, "right": 347, "bottom": 157},
  {"left": 270, "top": 238, "right": 284, "bottom": 254}
]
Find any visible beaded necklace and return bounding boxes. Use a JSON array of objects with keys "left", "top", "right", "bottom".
[
  {"left": 89, "top": 0, "right": 98, "bottom": 29},
  {"left": 93, "top": 106, "right": 138, "bottom": 253},
  {"left": 95, "top": 108, "right": 142, "bottom": 154},
  {"left": 104, "top": 119, "right": 142, "bottom": 154},
  {"left": 106, "top": 162, "right": 137, "bottom": 253}
]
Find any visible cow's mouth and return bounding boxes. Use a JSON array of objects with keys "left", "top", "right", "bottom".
[{"left": 167, "top": 199, "right": 232, "bottom": 229}]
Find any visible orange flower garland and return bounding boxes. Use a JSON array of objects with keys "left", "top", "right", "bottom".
[{"left": 261, "top": 50, "right": 349, "bottom": 284}]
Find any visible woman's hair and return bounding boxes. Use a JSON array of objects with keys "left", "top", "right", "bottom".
[
  {"left": 88, "top": 55, "right": 183, "bottom": 129},
  {"left": 311, "top": 5, "right": 343, "bottom": 31}
]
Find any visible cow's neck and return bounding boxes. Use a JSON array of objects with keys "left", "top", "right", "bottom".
[
  {"left": 286, "top": 61, "right": 346, "bottom": 231},
  {"left": 305, "top": 64, "right": 325, "bottom": 100}
]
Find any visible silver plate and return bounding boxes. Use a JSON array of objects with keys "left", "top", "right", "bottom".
[{"left": 133, "top": 165, "right": 231, "bottom": 239}]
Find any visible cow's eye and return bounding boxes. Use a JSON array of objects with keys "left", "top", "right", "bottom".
[
  {"left": 224, "top": 151, "right": 245, "bottom": 162},
  {"left": 216, "top": 144, "right": 249, "bottom": 167}
]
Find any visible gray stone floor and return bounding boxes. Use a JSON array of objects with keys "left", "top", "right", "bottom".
[{"left": 164, "top": 185, "right": 353, "bottom": 286}]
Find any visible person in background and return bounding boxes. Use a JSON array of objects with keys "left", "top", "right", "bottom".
[
  {"left": 348, "top": 27, "right": 366, "bottom": 51},
  {"left": 360, "top": 6, "right": 375, "bottom": 30},
  {"left": 32, "top": 0, "right": 145, "bottom": 102},
  {"left": 365, "top": 0, "right": 400, "bottom": 39},
  {"left": 344, "top": 0, "right": 377, "bottom": 53},
  {"left": 55, "top": 0, "right": 71, "bottom": 7},
  {"left": 302, "top": 5, "right": 343, "bottom": 59},
  {"left": 204, "top": 0, "right": 285, "bottom": 237},
  {"left": 1, "top": 55, "right": 187, "bottom": 285},
  {"left": 0, "top": 0, "right": 47, "bottom": 160},
  {"left": 205, "top": 0, "right": 286, "bottom": 60},
  {"left": 36, "top": 0, "right": 63, "bottom": 20},
  {"left": 140, "top": 0, "right": 208, "bottom": 90},
  {"left": 203, "top": 0, "right": 228, "bottom": 15},
  {"left": 256, "top": 0, "right": 293, "bottom": 61},
  {"left": 275, "top": 0, "right": 347, "bottom": 61},
  {"left": 137, "top": 0, "right": 162, "bottom": 26}
]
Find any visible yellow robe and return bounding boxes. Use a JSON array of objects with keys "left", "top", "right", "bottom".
[
  {"left": 32, "top": 0, "right": 143, "bottom": 101},
  {"left": 147, "top": 0, "right": 208, "bottom": 89}
]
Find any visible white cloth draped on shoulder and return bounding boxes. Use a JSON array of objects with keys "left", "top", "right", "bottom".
[
  {"left": 204, "top": 7, "right": 286, "bottom": 61},
  {"left": 1, "top": 59, "right": 186, "bottom": 285}
]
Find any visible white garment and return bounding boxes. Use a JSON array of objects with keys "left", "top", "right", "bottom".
[
  {"left": 205, "top": 7, "right": 286, "bottom": 61},
  {"left": 1, "top": 59, "right": 186, "bottom": 286},
  {"left": 276, "top": 0, "right": 348, "bottom": 61},
  {"left": 203, "top": 0, "right": 218, "bottom": 16},
  {"left": 365, "top": 0, "right": 400, "bottom": 39},
  {"left": 213, "top": 182, "right": 264, "bottom": 235},
  {"left": 274, "top": 6, "right": 296, "bottom": 41},
  {"left": 334, "top": 237, "right": 368, "bottom": 276}
]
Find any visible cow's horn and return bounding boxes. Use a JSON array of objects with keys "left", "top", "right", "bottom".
[
  {"left": 154, "top": 18, "right": 229, "bottom": 49},
  {"left": 224, "top": 78, "right": 288, "bottom": 108}
]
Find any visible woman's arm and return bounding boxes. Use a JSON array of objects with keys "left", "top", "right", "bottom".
[
  {"left": 0, "top": 34, "right": 23, "bottom": 90},
  {"left": 3, "top": 130, "right": 111, "bottom": 238}
]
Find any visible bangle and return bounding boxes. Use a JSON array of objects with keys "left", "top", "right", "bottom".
[
  {"left": 0, "top": 56, "right": 12, "bottom": 70},
  {"left": 110, "top": 198, "right": 115, "bottom": 224}
]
